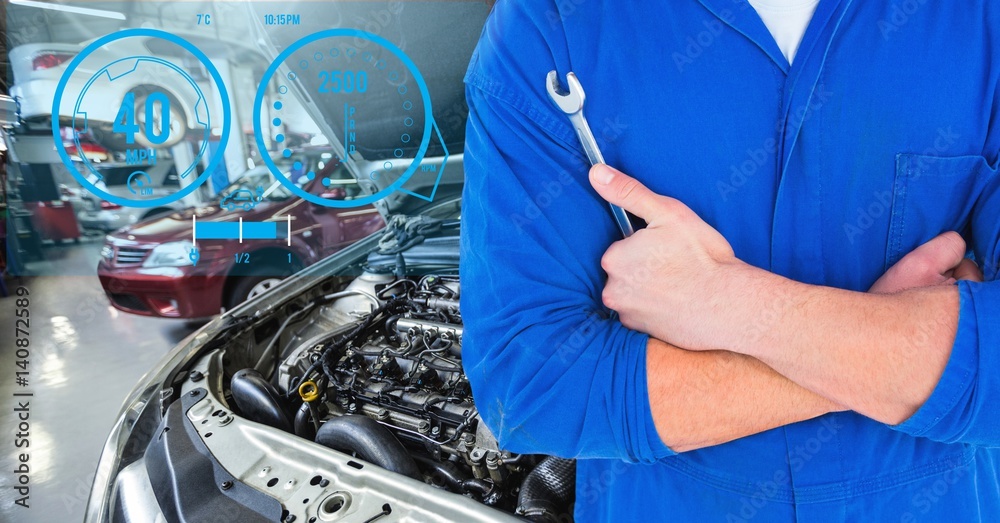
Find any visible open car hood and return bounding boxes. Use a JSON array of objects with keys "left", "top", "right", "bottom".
[{"left": 246, "top": 0, "right": 489, "bottom": 217}]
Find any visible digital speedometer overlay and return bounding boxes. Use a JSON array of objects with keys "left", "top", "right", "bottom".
[
  {"left": 49, "top": 25, "right": 449, "bottom": 210},
  {"left": 51, "top": 28, "right": 231, "bottom": 208},
  {"left": 253, "top": 28, "right": 449, "bottom": 208}
]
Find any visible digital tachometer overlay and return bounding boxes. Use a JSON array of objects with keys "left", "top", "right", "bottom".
[
  {"left": 253, "top": 28, "right": 449, "bottom": 208},
  {"left": 51, "top": 28, "right": 231, "bottom": 208}
]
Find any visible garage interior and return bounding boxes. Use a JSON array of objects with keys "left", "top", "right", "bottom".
[
  {"left": 1, "top": 1, "right": 293, "bottom": 519},
  {"left": 1, "top": 0, "right": 501, "bottom": 519}
]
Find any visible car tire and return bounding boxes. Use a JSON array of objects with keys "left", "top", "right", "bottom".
[
  {"left": 225, "top": 265, "right": 292, "bottom": 310},
  {"left": 244, "top": 203, "right": 253, "bottom": 211}
]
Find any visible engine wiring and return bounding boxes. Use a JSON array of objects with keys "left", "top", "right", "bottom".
[{"left": 223, "top": 270, "right": 574, "bottom": 515}]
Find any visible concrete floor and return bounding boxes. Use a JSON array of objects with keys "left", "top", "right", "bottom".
[{"left": 0, "top": 238, "right": 203, "bottom": 521}]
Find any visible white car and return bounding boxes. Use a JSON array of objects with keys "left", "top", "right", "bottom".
[{"left": 9, "top": 37, "right": 211, "bottom": 150}]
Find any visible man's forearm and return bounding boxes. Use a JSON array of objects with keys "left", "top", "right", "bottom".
[
  {"left": 647, "top": 337, "right": 840, "bottom": 452},
  {"left": 718, "top": 265, "right": 959, "bottom": 425},
  {"left": 585, "top": 165, "right": 963, "bottom": 430}
]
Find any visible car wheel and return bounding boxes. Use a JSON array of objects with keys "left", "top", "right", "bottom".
[
  {"left": 133, "top": 90, "right": 187, "bottom": 149},
  {"left": 244, "top": 203, "right": 253, "bottom": 211},
  {"left": 246, "top": 278, "right": 282, "bottom": 299},
  {"left": 226, "top": 266, "right": 291, "bottom": 309}
]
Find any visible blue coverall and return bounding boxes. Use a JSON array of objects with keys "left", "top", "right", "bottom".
[{"left": 460, "top": 1, "right": 1000, "bottom": 521}]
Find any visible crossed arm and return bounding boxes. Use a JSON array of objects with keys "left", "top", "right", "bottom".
[
  {"left": 586, "top": 165, "right": 987, "bottom": 452},
  {"left": 461, "top": 77, "right": 999, "bottom": 459}
]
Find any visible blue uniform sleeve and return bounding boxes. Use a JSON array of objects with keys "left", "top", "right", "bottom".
[
  {"left": 894, "top": 159, "right": 1000, "bottom": 446},
  {"left": 458, "top": 2, "right": 673, "bottom": 463}
]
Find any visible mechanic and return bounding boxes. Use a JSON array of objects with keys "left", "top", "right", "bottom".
[{"left": 461, "top": 1, "right": 1000, "bottom": 521}]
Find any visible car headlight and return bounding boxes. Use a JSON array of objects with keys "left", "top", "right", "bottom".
[{"left": 142, "top": 241, "right": 194, "bottom": 268}]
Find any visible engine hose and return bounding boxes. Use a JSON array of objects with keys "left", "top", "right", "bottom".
[
  {"left": 516, "top": 457, "right": 576, "bottom": 523},
  {"left": 293, "top": 403, "right": 316, "bottom": 440},
  {"left": 413, "top": 456, "right": 496, "bottom": 499},
  {"left": 314, "top": 415, "right": 422, "bottom": 481},
  {"left": 230, "top": 368, "right": 293, "bottom": 433}
]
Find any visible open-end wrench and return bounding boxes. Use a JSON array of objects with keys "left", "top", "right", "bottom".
[{"left": 546, "top": 71, "right": 636, "bottom": 238}]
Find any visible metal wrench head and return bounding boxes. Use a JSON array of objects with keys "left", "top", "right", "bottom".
[{"left": 546, "top": 70, "right": 585, "bottom": 115}]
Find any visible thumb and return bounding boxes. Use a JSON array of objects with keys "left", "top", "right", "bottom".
[
  {"left": 589, "top": 164, "right": 663, "bottom": 222},
  {"left": 954, "top": 258, "right": 984, "bottom": 283},
  {"left": 913, "top": 231, "right": 968, "bottom": 276}
]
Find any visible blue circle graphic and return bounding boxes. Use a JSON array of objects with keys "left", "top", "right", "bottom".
[
  {"left": 51, "top": 28, "right": 231, "bottom": 208},
  {"left": 252, "top": 28, "right": 434, "bottom": 209},
  {"left": 70, "top": 56, "right": 210, "bottom": 185}
]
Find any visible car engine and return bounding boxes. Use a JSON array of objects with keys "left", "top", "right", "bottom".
[{"left": 224, "top": 262, "right": 576, "bottom": 522}]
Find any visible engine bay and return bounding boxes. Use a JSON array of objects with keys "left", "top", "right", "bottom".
[{"left": 178, "top": 234, "right": 576, "bottom": 522}]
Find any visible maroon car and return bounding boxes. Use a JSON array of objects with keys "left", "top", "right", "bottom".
[{"left": 97, "top": 149, "right": 384, "bottom": 318}]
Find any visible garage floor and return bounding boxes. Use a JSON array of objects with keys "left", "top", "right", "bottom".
[{"left": 0, "top": 238, "right": 203, "bottom": 521}]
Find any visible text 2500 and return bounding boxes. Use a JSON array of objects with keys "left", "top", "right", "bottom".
[{"left": 318, "top": 70, "right": 368, "bottom": 94}]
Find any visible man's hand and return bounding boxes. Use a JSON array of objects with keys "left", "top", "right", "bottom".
[
  {"left": 590, "top": 165, "right": 969, "bottom": 423},
  {"left": 590, "top": 164, "right": 748, "bottom": 350},
  {"left": 591, "top": 164, "right": 983, "bottom": 353},
  {"left": 871, "top": 232, "right": 984, "bottom": 294}
]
